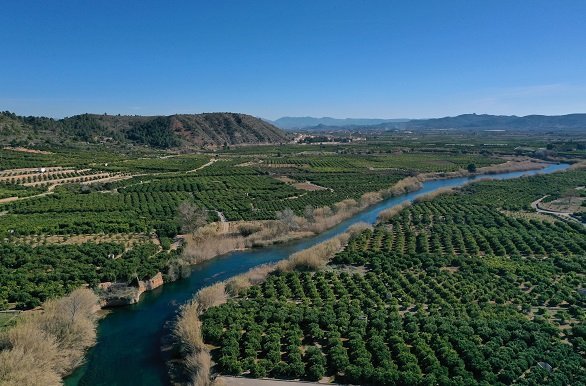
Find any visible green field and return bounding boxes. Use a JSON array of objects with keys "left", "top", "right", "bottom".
[
  {"left": 0, "top": 138, "right": 578, "bottom": 311},
  {"left": 0, "top": 150, "right": 502, "bottom": 237}
]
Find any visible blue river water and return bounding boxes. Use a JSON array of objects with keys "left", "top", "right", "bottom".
[{"left": 65, "top": 163, "right": 569, "bottom": 386}]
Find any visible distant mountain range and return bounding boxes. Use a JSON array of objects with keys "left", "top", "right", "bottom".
[
  {"left": 0, "top": 112, "right": 288, "bottom": 148},
  {"left": 272, "top": 113, "right": 586, "bottom": 132},
  {"left": 270, "top": 117, "right": 409, "bottom": 129},
  {"left": 403, "top": 113, "right": 586, "bottom": 131}
]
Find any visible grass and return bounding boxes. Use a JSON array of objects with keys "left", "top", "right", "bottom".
[{"left": 0, "top": 311, "right": 19, "bottom": 332}]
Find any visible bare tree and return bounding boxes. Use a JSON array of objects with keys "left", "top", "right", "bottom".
[
  {"left": 196, "top": 283, "right": 227, "bottom": 312},
  {"left": 56, "top": 288, "right": 97, "bottom": 324},
  {"left": 276, "top": 208, "right": 299, "bottom": 230},
  {"left": 178, "top": 201, "right": 209, "bottom": 234},
  {"left": 303, "top": 205, "right": 315, "bottom": 222}
]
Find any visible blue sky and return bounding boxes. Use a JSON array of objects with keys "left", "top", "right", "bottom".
[{"left": 1, "top": 1, "right": 585, "bottom": 119}]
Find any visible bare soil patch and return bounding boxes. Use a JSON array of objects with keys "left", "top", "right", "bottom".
[
  {"left": 217, "top": 376, "right": 329, "bottom": 385},
  {"left": 293, "top": 182, "right": 328, "bottom": 191},
  {"left": 274, "top": 175, "right": 297, "bottom": 184},
  {"left": 274, "top": 175, "right": 329, "bottom": 191},
  {"left": 540, "top": 196, "right": 585, "bottom": 214},
  {"left": 3, "top": 146, "right": 53, "bottom": 154}
]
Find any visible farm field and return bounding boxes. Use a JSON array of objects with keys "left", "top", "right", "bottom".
[
  {"left": 0, "top": 150, "right": 501, "bottom": 234},
  {"left": 0, "top": 142, "right": 516, "bottom": 310},
  {"left": 0, "top": 241, "right": 177, "bottom": 309},
  {"left": 198, "top": 169, "right": 586, "bottom": 385}
]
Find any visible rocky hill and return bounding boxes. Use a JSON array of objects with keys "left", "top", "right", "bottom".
[{"left": 0, "top": 111, "right": 288, "bottom": 148}]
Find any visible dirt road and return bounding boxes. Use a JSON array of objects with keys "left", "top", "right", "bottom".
[{"left": 531, "top": 195, "right": 582, "bottom": 225}]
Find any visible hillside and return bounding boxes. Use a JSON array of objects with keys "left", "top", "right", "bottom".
[
  {"left": 0, "top": 111, "right": 288, "bottom": 148},
  {"left": 168, "top": 113, "right": 287, "bottom": 146}
]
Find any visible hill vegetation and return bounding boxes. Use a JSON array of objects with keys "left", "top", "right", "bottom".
[{"left": 0, "top": 111, "right": 288, "bottom": 148}]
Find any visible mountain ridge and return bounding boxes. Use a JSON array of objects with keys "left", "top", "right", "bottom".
[
  {"left": 272, "top": 113, "right": 586, "bottom": 132},
  {"left": 403, "top": 113, "right": 586, "bottom": 131},
  {"left": 271, "top": 116, "right": 409, "bottom": 129},
  {"left": 0, "top": 112, "right": 288, "bottom": 148}
]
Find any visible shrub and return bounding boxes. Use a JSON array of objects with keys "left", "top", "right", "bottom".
[
  {"left": 196, "top": 283, "right": 227, "bottom": 312},
  {"left": 174, "top": 301, "right": 203, "bottom": 354},
  {"left": 378, "top": 201, "right": 411, "bottom": 222},
  {"left": 0, "top": 288, "right": 98, "bottom": 385},
  {"left": 185, "top": 349, "right": 211, "bottom": 386},
  {"left": 159, "top": 237, "right": 172, "bottom": 250}
]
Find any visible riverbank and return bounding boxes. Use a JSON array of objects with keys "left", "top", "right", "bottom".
[{"left": 418, "top": 156, "right": 548, "bottom": 180}]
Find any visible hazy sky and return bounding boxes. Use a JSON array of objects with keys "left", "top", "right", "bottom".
[{"left": 1, "top": 1, "right": 585, "bottom": 119}]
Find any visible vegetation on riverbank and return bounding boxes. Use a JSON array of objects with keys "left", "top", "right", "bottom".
[
  {"left": 0, "top": 289, "right": 99, "bottom": 386},
  {"left": 179, "top": 172, "right": 428, "bottom": 267}
]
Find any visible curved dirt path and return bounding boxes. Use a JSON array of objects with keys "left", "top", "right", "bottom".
[
  {"left": 0, "top": 189, "right": 55, "bottom": 204},
  {"left": 531, "top": 195, "right": 582, "bottom": 224},
  {"left": 186, "top": 158, "right": 217, "bottom": 173}
]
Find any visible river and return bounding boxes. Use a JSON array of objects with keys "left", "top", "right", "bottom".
[{"left": 65, "top": 163, "right": 569, "bottom": 386}]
